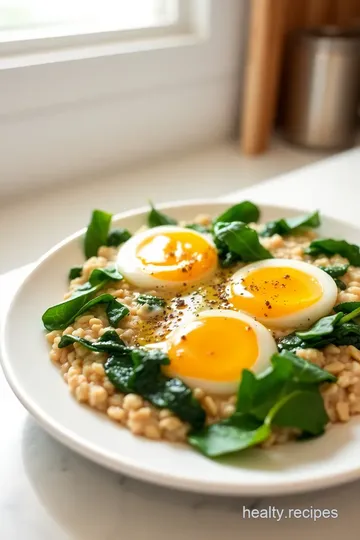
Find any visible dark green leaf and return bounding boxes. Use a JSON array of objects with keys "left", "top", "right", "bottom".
[
  {"left": 88, "top": 266, "right": 123, "bottom": 286},
  {"left": 296, "top": 312, "right": 344, "bottom": 340},
  {"left": 43, "top": 284, "right": 102, "bottom": 331},
  {"left": 68, "top": 266, "right": 83, "bottom": 280},
  {"left": 334, "top": 301, "right": 360, "bottom": 314},
  {"left": 335, "top": 279, "right": 347, "bottom": 290},
  {"left": 273, "top": 350, "right": 336, "bottom": 384},
  {"left": 136, "top": 294, "right": 166, "bottom": 310},
  {"left": 105, "top": 348, "right": 205, "bottom": 429},
  {"left": 106, "top": 228, "right": 131, "bottom": 247},
  {"left": 148, "top": 201, "right": 177, "bottom": 227},
  {"left": 214, "top": 201, "right": 260, "bottom": 225},
  {"left": 188, "top": 414, "right": 270, "bottom": 457},
  {"left": 99, "top": 329, "right": 124, "bottom": 344},
  {"left": 319, "top": 264, "right": 349, "bottom": 278},
  {"left": 84, "top": 209, "right": 112, "bottom": 259},
  {"left": 267, "top": 388, "right": 327, "bottom": 436},
  {"left": 278, "top": 307, "right": 360, "bottom": 351},
  {"left": 214, "top": 221, "right": 272, "bottom": 263},
  {"left": 186, "top": 224, "right": 210, "bottom": 234},
  {"left": 261, "top": 211, "right": 320, "bottom": 237},
  {"left": 103, "top": 354, "right": 135, "bottom": 392},
  {"left": 106, "top": 299, "right": 130, "bottom": 326},
  {"left": 189, "top": 351, "right": 333, "bottom": 457},
  {"left": 306, "top": 238, "right": 360, "bottom": 267},
  {"left": 42, "top": 267, "right": 123, "bottom": 331},
  {"left": 58, "top": 333, "right": 129, "bottom": 355},
  {"left": 236, "top": 351, "right": 335, "bottom": 420}
]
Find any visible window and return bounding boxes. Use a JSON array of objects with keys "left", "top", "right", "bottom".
[{"left": 0, "top": 0, "right": 188, "bottom": 55}]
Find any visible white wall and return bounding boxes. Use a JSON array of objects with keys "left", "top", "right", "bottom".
[{"left": 0, "top": 0, "right": 249, "bottom": 200}]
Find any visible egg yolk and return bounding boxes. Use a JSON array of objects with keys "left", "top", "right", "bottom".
[
  {"left": 229, "top": 266, "right": 323, "bottom": 319},
  {"left": 136, "top": 231, "right": 217, "bottom": 282},
  {"left": 167, "top": 317, "right": 258, "bottom": 381}
]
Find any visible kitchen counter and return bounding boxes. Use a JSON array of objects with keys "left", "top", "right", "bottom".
[{"left": 1, "top": 144, "right": 360, "bottom": 539}]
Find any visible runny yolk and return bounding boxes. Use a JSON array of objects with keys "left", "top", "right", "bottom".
[
  {"left": 167, "top": 317, "right": 258, "bottom": 381},
  {"left": 136, "top": 231, "right": 217, "bottom": 282},
  {"left": 229, "top": 266, "right": 323, "bottom": 319}
]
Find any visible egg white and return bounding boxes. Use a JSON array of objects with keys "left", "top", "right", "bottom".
[
  {"left": 116, "top": 225, "right": 217, "bottom": 290},
  {"left": 149, "top": 309, "right": 278, "bottom": 395},
  {"left": 227, "top": 258, "right": 338, "bottom": 329}
]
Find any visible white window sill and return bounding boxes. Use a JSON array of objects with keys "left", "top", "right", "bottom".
[
  {"left": 0, "top": 32, "right": 202, "bottom": 71},
  {"left": 0, "top": 137, "right": 337, "bottom": 273}
]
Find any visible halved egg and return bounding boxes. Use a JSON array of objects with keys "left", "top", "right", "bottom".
[
  {"left": 227, "top": 258, "right": 338, "bottom": 329},
  {"left": 117, "top": 225, "right": 218, "bottom": 289},
  {"left": 164, "top": 309, "right": 277, "bottom": 394}
]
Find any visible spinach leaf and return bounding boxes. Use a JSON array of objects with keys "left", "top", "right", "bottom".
[
  {"left": 236, "top": 351, "right": 335, "bottom": 419},
  {"left": 260, "top": 211, "right": 320, "bottom": 238},
  {"left": 189, "top": 351, "right": 333, "bottom": 457},
  {"left": 186, "top": 224, "right": 211, "bottom": 234},
  {"left": 84, "top": 209, "right": 112, "bottom": 259},
  {"left": 136, "top": 294, "right": 166, "bottom": 310},
  {"left": 213, "top": 221, "right": 272, "bottom": 263},
  {"left": 296, "top": 313, "right": 344, "bottom": 340},
  {"left": 58, "top": 332, "right": 129, "bottom": 355},
  {"left": 42, "top": 267, "right": 123, "bottom": 331},
  {"left": 214, "top": 201, "right": 260, "bottom": 225},
  {"left": 335, "top": 279, "right": 346, "bottom": 290},
  {"left": 148, "top": 201, "right": 177, "bottom": 227},
  {"left": 106, "top": 349, "right": 206, "bottom": 429},
  {"left": 278, "top": 307, "right": 360, "bottom": 352},
  {"left": 188, "top": 414, "right": 270, "bottom": 457},
  {"left": 334, "top": 301, "right": 360, "bottom": 314},
  {"left": 43, "top": 292, "right": 129, "bottom": 331},
  {"left": 306, "top": 238, "right": 360, "bottom": 267},
  {"left": 106, "top": 228, "right": 131, "bottom": 247},
  {"left": 88, "top": 266, "right": 123, "bottom": 286},
  {"left": 64, "top": 329, "right": 205, "bottom": 429},
  {"left": 68, "top": 266, "right": 83, "bottom": 280},
  {"left": 319, "top": 264, "right": 349, "bottom": 278},
  {"left": 266, "top": 388, "right": 328, "bottom": 435}
]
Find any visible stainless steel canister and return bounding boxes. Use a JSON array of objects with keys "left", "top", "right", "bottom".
[{"left": 282, "top": 27, "right": 360, "bottom": 150}]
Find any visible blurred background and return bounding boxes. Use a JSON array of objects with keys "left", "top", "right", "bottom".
[{"left": 0, "top": 0, "right": 359, "bottom": 270}]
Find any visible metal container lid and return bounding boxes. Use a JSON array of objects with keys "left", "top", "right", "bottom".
[{"left": 290, "top": 26, "right": 360, "bottom": 55}]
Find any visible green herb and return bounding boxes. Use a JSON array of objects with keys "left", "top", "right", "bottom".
[
  {"left": 189, "top": 414, "right": 270, "bottom": 457},
  {"left": 214, "top": 201, "right": 260, "bottom": 225},
  {"left": 84, "top": 209, "right": 112, "bottom": 259},
  {"left": 334, "top": 279, "right": 346, "bottom": 290},
  {"left": 188, "top": 351, "right": 334, "bottom": 457},
  {"left": 106, "top": 228, "right": 131, "bottom": 247},
  {"left": 213, "top": 221, "right": 272, "bottom": 264},
  {"left": 106, "top": 348, "right": 205, "bottom": 429},
  {"left": 59, "top": 331, "right": 129, "bottom": 355},
  {"left": 260, "top": 211, "right": 320, "bottom": 238},
  {"left": 306, "top": 238, "right": 360, "bottom": 267},
  {"left": 68, "top": 266, "right": 83, "bottom": 280},
  {"left": 42, "top": 266, "right": 123, "bottom": 331},
  {"left": 334, "top": 301, "right": 360, "bottom": 314},
  {"left": 136, "top": 294, "right": 166, "bottom": 310},
  {"left": 296, "top": 313, "right": 344, "bottom": 340},
  {"left": 148, "top": 201, "right": 177, "bottom": 227},
  {"left": 186, "top": 224, "right": 210, "bottom": 234},
  {"left": 319, "top": 264, "right": 349, "bottom": 278},
  {"left": 58, "top": 330, "right": 205, "bottom": 428},
  {"left": 87, "top": 266, "right": 123, "bottom": 286},
  {"left": 278, "top": 306, "right": 360, "bottom": 352}
]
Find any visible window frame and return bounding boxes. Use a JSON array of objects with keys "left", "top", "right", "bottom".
[{"left": 0, "top": 0, "right": 202, "bottom": 63}]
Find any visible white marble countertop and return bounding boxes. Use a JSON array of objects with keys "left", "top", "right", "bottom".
[{"left": 2, "top": 146, "right": 360, "bottom": 539}]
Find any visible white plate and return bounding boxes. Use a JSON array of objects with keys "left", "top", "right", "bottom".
[{"left": 2, "top": 199, "right": 360, "bottom": 496}]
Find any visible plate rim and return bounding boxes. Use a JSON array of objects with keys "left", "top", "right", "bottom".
[{"left": 2, "top": 197, "right": 360, "bottom": 496}]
